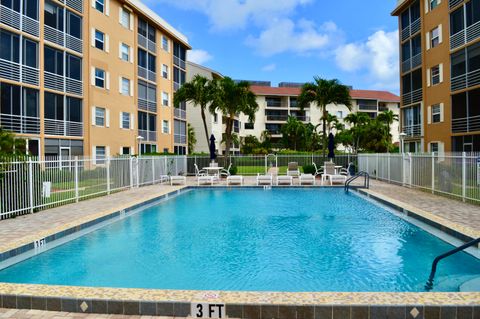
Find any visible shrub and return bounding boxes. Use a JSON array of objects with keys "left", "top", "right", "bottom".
[
  {"left": 302, "top": 164, "right": 316, "bottom": 175},
  {"left": 229, "top": 165, "right": 238, "bottom": 176}
]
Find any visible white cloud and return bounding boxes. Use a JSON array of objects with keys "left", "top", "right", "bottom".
[
  {"left": 335, "top": 30, "right": 399, "bottom": 90},
  {"left": 261, "top": 63, "right": 277, "bottom": 72},
  {"left": 187, "top": 49, "right": 213, "bottom": 65}
]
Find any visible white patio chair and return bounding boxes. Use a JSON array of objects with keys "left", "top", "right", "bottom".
[
  {"left": 220, "top": 163, "right": 232, "bottom": 178},
  {"left": 276, "top": 175, "right": 293, "bottom": 186},
  {"left": 227, "top": 175, "right": 243, "bottom": 186},
  {"left": 321, "top": 162, "right": 347, "bottom": 186},
  {"left": 312, "top": 162, "right": 324, "bottom": 177},
  {"left": 194, "top": 163, "right": 207, "bottom": 177},
  {"left": 256, "top": 174, "right": 273, "bottom": 186},
  {"left": 287, "top": 162, "right": 300, "bottom": 177},
  {"left": 299, "top": 174, "right": 315, "bottom": 185}
]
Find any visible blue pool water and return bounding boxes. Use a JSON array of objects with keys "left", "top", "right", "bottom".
[{"left": 0, "top": 188, "right": 479, "bottom": 292}]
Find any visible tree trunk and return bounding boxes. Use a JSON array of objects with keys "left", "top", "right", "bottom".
[
  {"left": 224, "top": 117, "right": 233, "bottom": 157},
  {"left": 322, "top": 108, "right": 327, "bottom": 159},
  {"left": 200, "top": 107, "right": 210, "bottom": 147}
]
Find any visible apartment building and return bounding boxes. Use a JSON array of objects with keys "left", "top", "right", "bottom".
[
  {"left": 392, "top": 0, "right": 480, "bottom": 152},
  {"left": 0, "top": 0, "right": 189, "bottom": 159}
]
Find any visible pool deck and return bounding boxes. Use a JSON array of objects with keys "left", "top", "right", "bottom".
[{"left": 0, "top": 178, "right": 479, "bottom": 318}]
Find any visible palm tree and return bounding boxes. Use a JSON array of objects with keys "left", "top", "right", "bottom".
[
  {"left": 344, "top": 112, "right": 371, "bottom": 154},
  {"left": 322, "top": 113, "right": 340, "bottom": 133},
  {"left": 187, "top": 123, "right": 196, "bottom": 154},
  {"left": 298, "top": 77, "right": 352, "bottom": 157},
  {"left": 209, "top": 77, "right": 259, "bottom": 157},
  {"left": 173, "top": 75, "right": 215, "bottom": 146},
  {"left": 377, "top": 110, "right": 399, "bottom": 138}
]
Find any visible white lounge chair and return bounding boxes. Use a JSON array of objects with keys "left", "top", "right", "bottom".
[
  {"left": 287, "top": 162, "right": 300, "bottom": 177},
  {"left": 170, "top": 176, "right": 186, "bottom": 185},
  {"left": 159, "top": 175, "right": 169, "bottom": 184},
  {"left": 276, "top": 175, "right": 293, "bottom": 186},
  {"left": 198, "top": 175, "right": 215, "bottom": 186},
  {"left": 321, "top": 162, "right": 347, "bottom": 185},
  {"left": 256, "top": 174, "right": 273, "bottom": 186},
  {"left": 221, "top": 163, "right": 232, "bottom": 178},
  {"left": 299, "top": 174, "right": 315, "bottom": 185},
  {"left": 312, "top": 162, "right": 324, "bottom": 177},
  {"left": 227, "top": 175, "right": 243, "bottom": 186}
]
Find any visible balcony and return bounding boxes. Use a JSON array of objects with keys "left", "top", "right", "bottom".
[
  {"left": 138, "top": 98, "right": 157, "bottom": 113},
  {"left": 44, "top": 119, "right": 83, "bottom": 137},
  {"left": 402, "top": 88, "right": 422, "bottom": 106},
  {"left": 294, "top": 116, "right": 310, "bottom": 122},
  {"left": 174, "top": 134, "right": 187, "bottom": 144},
  {"left": 65, "top": 0, "right": 83, "bottom": 13},
  {"left": 44, "top": 71, "right": 83, "bottom": 96},
  {"left": 402, "top": 124, "right": 422, "bottom": 137},
  {"left": 0, "top": 113, "right": 40, "bottom": 134},
  {"left": 44, "top": 25, "right": 83, "bottom": 54},
  {"left": 138, "top": 129, "right": 157, "bottom": 142},
  {"left": 449, "top": 0, "right": 464, "bottom": 9},
  {"left": 451, "top": 69, "right": 480, "bottom": 92},
  {"left": 266, "top": 102, "right": 288, "bottom": 108},
  {"left": 358, "top": 104, "right": 378, "bottom": 111},
  {"left": 138, "top": 66, "right": 156, "bottom": 82},
  {"left": 0, "top": 58, "right": 39, "bottom": 86},
  {"left": 401, "top": 18, "right": 420, "bottom": 42},
  {"left": 173, "top": 56, "right": 186, "bottom": 70},
  {"left": 0, "top": 5, "right": 40, "bottom": 37},
  {"left": 401, "top": 53, "right": 422, "bottom": 73},
  {"left": 138, "top": 34, "right": 156, "bottom": 54},
  {"left": 174, "top": 108, "right": 186, "bottom": 120},
  {"left": 450, "top": 21, "right": 480, "bottom": 50},
  {"left": 266, "top": 115, "right": 288, "bottom": 122},
  {"left": 452, "top": 115, "right": 480, "bottom": 133}
]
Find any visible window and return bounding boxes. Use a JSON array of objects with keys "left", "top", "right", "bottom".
[
  {"left": 162, "top": 64, "right": 168, "bottom": 79},
  {"left": 431, "top": 27, "right": 440, "bottom": 48},
  {"left": 44, "top": 46, "right": 63, "bottom": 75},
  {"left": 67, "top": 11, "right": 82, "bottom": 39},
  {"left": 430, "top": 142, "right": 439, "bottom": 153},
  {"left": 120, "top": 8, "right": 130, "bottom": 29},
  {"left": 66, "top": 53, "right": 81, "bottom": 80},
  {"left": 468, "top": 42, "right": 480, "bottom": 73},
  {"left": 138, "top": 80, "right": 157, "bottom": 104},
  {"left": 121, "top": 77, "right": 130, "bottom": 95},
  {"left": 466, "top": 0, "right": 480, "bottom": 28},
  {"left": 430, "top": 0, "right": 438, "bottom": 10},
  {"left": 95, "top": 146, "right": 106, "bottom": 164},
  {"left": 95, "top": 0, "right": 104, "bottom": 13},
  {"left": 120, "top": 43, "right": 130, "bottom": 61},
  {"left": 121, "top": 112, "right": 130, "bottom": 129},
  {"left": 95, "top": 68, "right": 105, "bottom": 88},
  {"left": 95, "top": 107, "right": 105, "bottom": 126},
  {"left": 213, "top": 113, "right": 218, "bottom": 123},
  {"left": 451, "top": 49, "right": 466, "bottom": 78},
  {"left": 162, "top": 36, "right": 169, "bottom": 51},
  {"left": 138, "top": 48, "right": 156, "bottom": 73},
  {"left": 431, "top": 65, "right": 440, "bottom": 85},
  {"left": 0, "top": 29, "right": 20, "bottom": 63},
  {"left": 66, "top": 96, "right": 82, "bottom": 123},
  {"left": 162, "top": 120, "right": 169, "bottom": 134},
  {"left": 162, "top": 92, "right": 169, "bottom": 106},
  {"left": 94, "top": 30, "right": 104, "bottom": 50},
  {"left": 337, "top": 111, "right": 343, "bottom": 119},
  {"left": 121, "top": 147, "right": 130, "bottom": 155},
  {"left": 450, "top": 7, "right": 464, "bottom": 35},
  {"left": 44, "top": 0, "right": 63, "bottom": 31},
  {"left": 432, "top": 104, "right": 441, "bottom": 123},
  {"left": 44, "top": 92, "right": 64, "bottom": 120},
  {"left": 244, "top": 122, "right": 254, "bottom": 130},
  {"left": 138, "top": 18, "right": 155, "bottom": 43}
]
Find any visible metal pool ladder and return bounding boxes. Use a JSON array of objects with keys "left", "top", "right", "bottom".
[
  {"left": 344, "top": 171, "right": 370, "bottom": 193},
  {"left": 425, "top": 237, "right": 480, "bottom": 291}
]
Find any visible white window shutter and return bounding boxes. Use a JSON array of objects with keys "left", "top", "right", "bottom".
[
  {"left": 130, "top": 113, "right": 135, "bottom": 129},
  {"left": 91, "top": 107, "right": 96, "bottom": 124},
  {"left": 439, "top": 142, "right": 444, "bottom": 154},
  {"left": 105, "top": 0, "right": 110, "bottom": 16},
  {"left": 119, "top": 112, "right": 123, "bottom": 128},
  {"left": 118, "top": 77, "right": 122, "bottom": 93},
  {"left": 129, "top": 14, "right": 134, "bottom": 31},
  {"left": 91, "top": 0, "right": 95, "bottom": 8},
  {"left": 106, "top": 146, "right": 110, "bottom": 158},
  {"left": 118, "top": 43, "right": 122, "bottom": 59},
  {"left": 426, "top": 32, "right": 431, "bottom": 50},
  {"left": 119, "top": 7, "right": 122, "bottom": 24},
  {"left": 105, "top": 34, "right": 110, "bottom": 53},
  {"left": 91, "top": 28, "right": 95, "bottom": 47},
  {"left": 91, "top": 67, "right": 95, "bottom": 86},
  {"left": 439, "top": 63, "right": 444, "bottom": 83},
  {"left": 439, "top": 24, "right": 443, "bottom": 44},
  {"left": 440, "top": 103, "right": 444, "bottom": 122},
  {"left": 106, "top": 109, "right": 110, "bottom": 127},
  {"left": 106, "top": 72, "right": 110, "bottom": 90},
  {"left": 427, "top": 106, "right": 432, "bottom": 124},
  {"left": 424, "top": 0, "right": 429, "bottom": 13},
  {"left": 92, "top": 146, "right": 96, "bottom": 163},
  {"left": 130, "top": 47, "right": 134, "bottom": 63},
  {"left": 427, "top": 68, "right": 431, "bottom": 87},
  {"left": 130, "top": 80, "right": 134, "bottom": 97}
]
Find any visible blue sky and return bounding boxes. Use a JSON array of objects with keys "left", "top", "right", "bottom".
[{"left": 141, "top": 0, "right": 400, "bottom": 93}]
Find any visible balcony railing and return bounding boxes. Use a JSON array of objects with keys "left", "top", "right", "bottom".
[
  {"left": 267, "top": 129, "right": 282, "bottom": 135},
  {"left": 173, "top": 56, "right": 186, "bottom": 70},
  {"left": 66, "top": 0, "right": 83, "bottom": 13},
  {"left": 402, "top": 124, "right": 422, "bottom": 137},
  {"left": 0, "top": 113, "right": 40, "bottom": 134},
  {"left": 449, "top": 0, "right": 464, "bottom": 9},
  {"left": 174, "top": 134, "right": 187, "bottom": 144},
  {"left": 402, "top": 53, "right": 422, "bottom": 73},
  {"left": 174, "top": 108, "right": 186, "bottom": 120},
  {"left": 44, "top": 25, "right": 83, "bottom": 54},
  {"left": 359, "top": 104, "right": 378, "bottom": 111},
  {"left": 450, "top": 21, "right": 480, "bottom": 50},
  {"left": 138, "top": 66, "right": 156, "bottom": 82},
  {"left": 138, "top": 98, "right": 157, "bottom": 113},
  {"left": 401, "top": 18, "right": 421, "bottom": 42},
  {"left": 44, "top": 71, "right": 83, "bottom": 96},
  {"left": 266, "top": 115, "right": 289, "bottom": 121},
  {"left": 402, "top": 88, "right": 422, "bottom": 106},
  {"left": 44, "top": 119, "right": 83, "bottom": 137},
  {"left": 0, "top": 5, "right": 40, "bottom": 37},
  {"left": 138, "top": 34, "right": 156, "bottom": 54},
  {"left": 138, "top": 129, "right": 157, "bottom": 142},
  {"left": 266, "top": 102, "right": 288, "bottom": 108},
  {"left": 452, "top": 115, "right": 480, "bottom": 133},
  {"left": 451, "top": 69, "right": 480, "bottom": 92},
  {"left": 0, "top": 58, "right": 40, "bottom": 86}
]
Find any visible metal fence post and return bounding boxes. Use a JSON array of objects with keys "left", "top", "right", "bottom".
[
  {"left": 28, "top": 158, "right": 34, "bottom": 213},
  {"left": 387, "top": 153, "right": 391, "bottom": 183},
  {"left": 265, "top": 155, "right": 267, "bottom": 174},
  {"left": 376, "top": 154, "right": 379, "bottom": 180},
  {"left": 129, "top": 157, "right": 134, "bottom": 189},
  {"left": 74, "top": 156, "right": 79, "bottom": 202},
  {"left": 431, "top": 152, "right": 435, "bottom": 194},
  {"left": 402, "top": 152, "right": 406, "bottom": 187},
  {"left": 106, "top": 156, "right": 111, "bottom": 195},
  {"left": 409, "top": 152, "right": 413, "bottom": 188},
  {"left": 462, "top": 152, "right": 466, "bottom": 202},
  {"left": 152, "top": 157, "right": 155, "bottom": 184}
]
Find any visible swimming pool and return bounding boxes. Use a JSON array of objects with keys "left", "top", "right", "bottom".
[{"left": 0, "top": 188, "right": 478, "bottom": 292}]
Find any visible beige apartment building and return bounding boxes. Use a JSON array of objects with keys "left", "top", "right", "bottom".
[
  {"left": 0, "top": 0, "right": 189, "bottom": 160},
  {"left": 186, "top": 63, "right": 400, "bottom": 154},
  {"left": 392, "top": 0, "right": 480, "bottom": 152}
]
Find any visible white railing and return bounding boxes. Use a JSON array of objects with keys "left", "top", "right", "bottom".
[
  {"left": 44, "top": 25, "right": 83, "bottom": 54},
  {"left": 44, "top": 119, "right": 83, "bottom": 137},
  {"left": 0, "top": 5, "right": 40, "bottom": 37},
  {"left": 402, "top": 88, "right": 422, "bottom": 106},
  {"left": 138, "top": 66, "right": 156, "bottom": 82},
  {"left": 0, "top": 113, "right": 40, "bottom": 134},
  {"left": 450, "top": 20, "right": 480, "bottom": 51},
  {"left": 358, "top": 152, "right": 480, "bottom": 203},
  {"left": 66, "top": 0, "right": 83, "bottom": 13},
  {"left": 402, "top": 124, "right": 422, "bottom": 137},
  {"left": 45, "top": 71, "right": 83, "bottom": 96},
  {"left": 174, "top": 108, "right": 186, "bottom": 119},
  {"left": 449, "top": 0, "right": 464, "bottom": 9},
  {"left": 0, "top": 156, "right": 187, "bottom": 219},
  {"left": 173, "top": 56, "right": 186, "bottom": 70},
  {"left": 0, "top": 58, "right": 40, "bottom": 86},
  {"left": 138, "top": 98, "right": 157, "bottom": 113},
  {"left": 138, "top": 34, "right": 156, "bottom": 53},
  {"left": 138, "top": 129, "right": 157, "bottom": 142},
  {"left": 174, "top": 134, "right": 187, "bottom": 144},
  {"left": 452, "top": 115, "right": 480, "bottom": 133},
  {"left": 401, "top": 19, "right": 420, "bottom": 42},
  {"left": 451, "top": 69, "right": 480, "bottom": 91}
]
